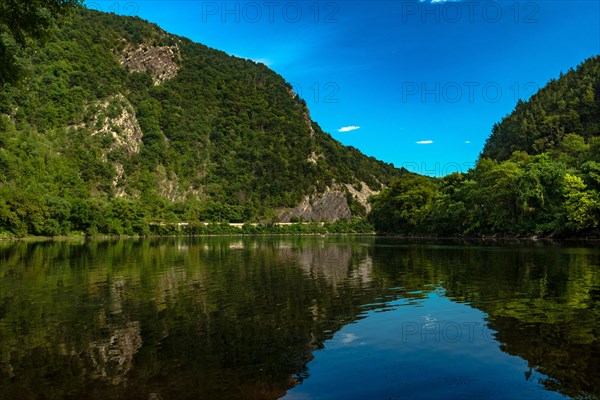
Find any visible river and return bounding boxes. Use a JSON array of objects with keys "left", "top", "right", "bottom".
[{"left": 0, "top": 237, "right": 598, "bottom": 399}]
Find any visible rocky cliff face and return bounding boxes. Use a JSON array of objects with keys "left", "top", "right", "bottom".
[
  {"left": 91, "top": 93, "right": 143, "bottom": 157},
  {"left": 278, "top": 181, "right": 379, "bottom": 222},
  {"left": 344, "top": 182, "right": 378, "bottom": 213},
  {"left": 88, "top": 93, "right": 143, "bottom": 197},
  {"left": 279, "top": 188, "right": 351, "bottom": 222},
  {"left": 117, "top": 42, "right": 180, "bottom": 85}
]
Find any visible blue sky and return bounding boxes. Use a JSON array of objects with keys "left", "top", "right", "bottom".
[{"left": 87, "top": 0, "right": 599, "bottom": 176}]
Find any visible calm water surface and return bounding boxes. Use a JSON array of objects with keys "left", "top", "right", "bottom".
[{"left": 0, "top": 237, "right": 599, "bottom": 399}]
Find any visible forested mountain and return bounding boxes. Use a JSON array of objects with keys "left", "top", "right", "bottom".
[
  {"left": 369, "top": 55, "right": 600, "bottom": 237},
  {"left": 0, "top": 8, "right": 402, "bottom": 237},
  {"left": 482, "top": 56, "right": 600, "bottom": 160}
]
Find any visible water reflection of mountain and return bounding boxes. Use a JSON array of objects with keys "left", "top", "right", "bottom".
[
  {"left": 0, "top": 239, "right": 599, "bottom": 399},
  {"left": 0, "top": 238, "right": 387, "bottom": 400}
]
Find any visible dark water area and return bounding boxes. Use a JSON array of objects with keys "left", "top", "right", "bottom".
[{"left": 0, "top": 237, "right": 598, "bottom": 399}]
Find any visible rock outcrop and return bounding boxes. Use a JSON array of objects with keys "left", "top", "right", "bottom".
[
  {"left": 278, "top": 188, "right": 350, "bottom": 222},
  {"left": 91, "top": 94, "right": 143, "bottom": 156},
  {"left": 278, "top": 181, "right": 379, "bottom": 222},
  {"left": 89, "top": 94, "right": 143, "bottom": 197},
  {"left": 345, "top": 181, "right": 378, "bottom": 213},
  {"left": 117, "top": 42, "right": 180, "bottom": 85}
]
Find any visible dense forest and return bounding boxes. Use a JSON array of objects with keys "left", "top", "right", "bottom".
[
  {"left": 0, "top": 5, "right": 402, "bottom": 237},
  {"left": 369, "top": 55, "right": 600, "bottom": 238}
]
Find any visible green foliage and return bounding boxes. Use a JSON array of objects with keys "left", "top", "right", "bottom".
[
  {"left": 145, "top": 220, "right": 372, "bottom": 236},
  {"left": 563, "top": 173, "right": 600, "bottom": 229},
  {"left": 369, "top": 56, "right": 600, "bottom": 238},
  {"left": 0, "top": 7, "right": 403, "bottom": 237},
  {"left": 368, "top": 174, "right": 436, "bottom": 234},
  {"left": 369, "top": 149, "right": 600, "bottom": 237},
  {"left": 0, "top": 0, "right": 82, "bottom": 84}
]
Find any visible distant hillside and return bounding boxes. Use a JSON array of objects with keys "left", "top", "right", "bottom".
[
  {"left": 369, "top": 55, "right": 600, "bottom": 237},
  {"left": 482, "top": 56, "right": 600, "bottom": 160},
  {"left": 0, "top": 9, "right": 403, "bottom": 236}
]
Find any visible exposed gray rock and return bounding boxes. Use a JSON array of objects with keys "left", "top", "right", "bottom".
[
  {"left": 155, "top": 165, "right": 203, "bottom": 202},
  {"left": 278, "top": 187, "right": 351, "bottom": 222},
  {"left": 279, "top": 180, "right": 380, "bottom": 222},
  {"left": 303, "top": 110, "right": 315, "bottom": 137},
  {"left": 91, "top": 93, "right": 143, "bottom": 157},
  {"left": 345, "top": 181, "right": 379, "bottom": 213},
  {"left": 88, "top": 94, "right": 143, "bottom": 197},
  {"left": 117, "top": 42, "right": 180, "bottom": 85},
  {"left": 306, "top": 151, "right": 323, "bottom": 164}
]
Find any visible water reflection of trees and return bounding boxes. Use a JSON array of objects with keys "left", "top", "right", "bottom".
[
  {"left": 0, "top": 239, "right": 599, "bottom": 399},
  {"left": 368, "top": 241, "right": 600, "bottom": 399}
]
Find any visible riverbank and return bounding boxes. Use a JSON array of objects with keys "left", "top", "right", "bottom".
[
  {"left": 0, "top": 232, "right": 378, "bottom": 242},
  {"left": 0, "top": 220, "right": 376, "bottom": 242},
  {"left": 373, "top": 232, "right": 600, "bottom": 243},
  {"left": 5, "top": 233, "right": 600, "bottom": 245}
]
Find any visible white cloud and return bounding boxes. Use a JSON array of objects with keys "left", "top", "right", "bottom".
[
  {"left": 338, "top": 126, "right": 361, "bottom": 133},
  {"left": 416, "top": 140, "right": 433, "bottom": 145},
  {"left": 340, "top": 333, "right": 358, "bottom": 344},
  {"left": 465, "top": 140, "right": 471, "bottom": 144}
]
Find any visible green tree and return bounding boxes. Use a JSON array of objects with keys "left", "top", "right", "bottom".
[
  {"left": 369, "top": 174, "right": 436, "bottom": 234},
  {"left": 0, "top": 0, "right": 82, "bottom": 83},
  {"left": 563, "top": 173, "right": 599, "bottom": 231}
]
